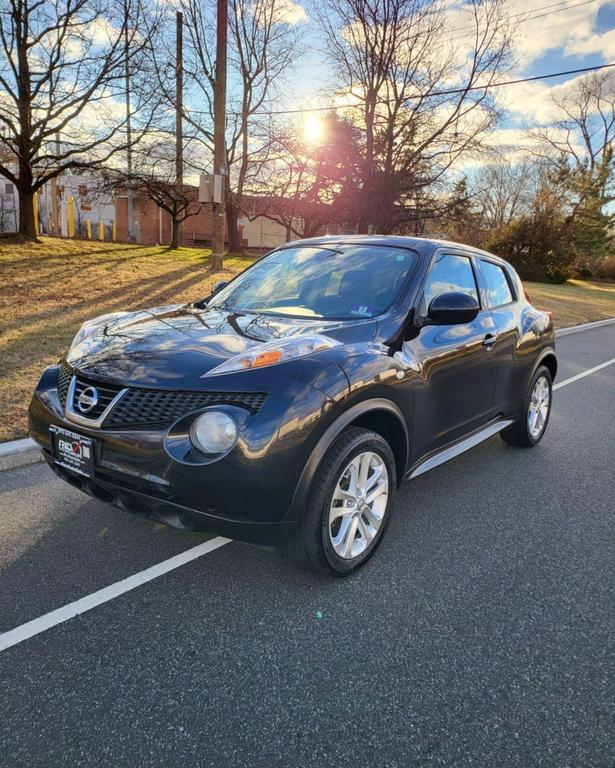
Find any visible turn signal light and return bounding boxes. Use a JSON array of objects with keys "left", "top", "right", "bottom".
[
  {"left": 249, "top": 350, "right": 283, "bottom": 368},
  {"left": 204, "top": 334, "right": 341, "bottom": 376}
]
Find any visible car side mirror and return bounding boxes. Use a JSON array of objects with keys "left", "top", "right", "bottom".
[
  {"left": 211, "top": 280, "right": 228, "bottom": 296},
  {"left": 193, "top": 279, "right": 229, "bottom": 309},
  {"left": 427, "top": 292, "right": 479, "bottom": 325}
]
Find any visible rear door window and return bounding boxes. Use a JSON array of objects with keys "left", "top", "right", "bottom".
[{"left": 480, "top": 260, "right": 514, "bottom": 308}]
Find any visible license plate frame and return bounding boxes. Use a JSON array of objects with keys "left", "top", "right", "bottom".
[{"left": 50, "top": 425, "right": 96, "bottom": 478}]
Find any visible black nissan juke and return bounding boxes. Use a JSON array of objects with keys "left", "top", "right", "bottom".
[{"left": 29, "top": 236, "right": 556, "bottom": 574}]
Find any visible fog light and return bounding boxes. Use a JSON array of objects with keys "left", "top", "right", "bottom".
[{"left": 190, "top": 411, "right": 238, "bottom": 455}]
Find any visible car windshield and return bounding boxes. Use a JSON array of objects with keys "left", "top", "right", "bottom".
[{"left": 208, "top": 244, "right": 418, "bottom": 319}]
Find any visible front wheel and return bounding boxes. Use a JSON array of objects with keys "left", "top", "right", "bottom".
[
  {"left": 501, "top": 365, "right": 553, "bottom": 447},
  {"left": 287, "top": 427, "right": 397, "bottom": 575}
]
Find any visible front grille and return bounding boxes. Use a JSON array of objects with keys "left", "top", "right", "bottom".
[
  {"left": 104, "top": 389, "right": 267, "bottom": 428},
  {"left": 57, "top": 363, "right": 72, "bottom": 407},
  {"left": 58, "top": 362, "right": 266, "bottom": 428},
  {"left": 72, "top": 377, "right": 124, "bottom": 420}
]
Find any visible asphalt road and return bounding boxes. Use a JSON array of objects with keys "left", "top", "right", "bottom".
[{"left": 0, "top": 325, "right": 614, "bottom": 768}]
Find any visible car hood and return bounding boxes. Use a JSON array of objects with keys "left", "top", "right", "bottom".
[{"left": 66, "top": 303, "right": 374, "bottom": 388}]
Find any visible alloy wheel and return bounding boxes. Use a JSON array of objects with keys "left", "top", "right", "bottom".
[
  {"left": 527, "top": 374, "right": 550, "bottom": 439},
  {"left": 328, "top": 451, "right": 390, "bottom": 560}
]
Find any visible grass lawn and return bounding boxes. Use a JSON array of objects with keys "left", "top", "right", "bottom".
[
  {"left": 1, "top": 237, "right": 614, "bottom": 442},
  {"left": 524, "top": 279, "right": 615, "bottom": 328},
  {"left": 0, "top": 238, "right": 254, "bottom": 442}
]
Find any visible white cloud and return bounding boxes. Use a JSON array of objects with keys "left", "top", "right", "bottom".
[
  {"left": 483, "top": 125, "right": 577, "bottom": 151},
  {"left": 495, "top": 79, "right": 558, "bottom": 125},
  {"left": 274, "top": 0, "right": 307, "bottom": 25},
  {"left": 452, "top": 122, "right": 586, "bottom": 170},
  {"left": 89, "top": 17, "right": 121, "bottom": 46},
  {"left": 243, "top": 0, "right": 307, "bottom": 26},
  {"left": 442, "top": 1, "right": 614, "bottom": 67},
  {"left": 566, "top": 26, "right": 615, "bottom": 59},
  {"left": 510, "top": 0, "right": 598, "bottom": 64},
  {"left": 495, "top": 69, "right": 615, "bottom": 127}
]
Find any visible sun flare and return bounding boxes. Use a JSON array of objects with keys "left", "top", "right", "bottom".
[{"left": 303, "top": 114, "right": 324, "bottom": 144}]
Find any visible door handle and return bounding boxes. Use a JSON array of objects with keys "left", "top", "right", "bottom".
[{"left": 482, "top": 333, "right": 498, "bottom": 348}]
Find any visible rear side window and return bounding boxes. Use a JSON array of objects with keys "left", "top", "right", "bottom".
[
  {"left": 480, "top": 260, "right": 514, "bottom": 308},
  {"left": 423, "top": 254, "right": 479, "bottom": 305}
]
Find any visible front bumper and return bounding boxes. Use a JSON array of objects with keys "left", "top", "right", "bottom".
[
  {"left": 29, "top": 365, "right": 338, "bottom": 546},
  {"left": 40, "top": 451, "right": 295, "bottom": 545}
]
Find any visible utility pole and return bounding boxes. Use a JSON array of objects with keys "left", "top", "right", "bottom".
[
  {"left": 211, "top": 0, "right": 227, "bottom": 269},
  {"left": 124, "top": 0, "right": 134, "bottom": 241},
  {"left": 175, "top": 11, "right": 183, "bottom": 248}
]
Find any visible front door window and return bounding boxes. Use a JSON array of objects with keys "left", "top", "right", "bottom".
[{"left": 423, "top": 253, "right": 479, "bottom": 308}]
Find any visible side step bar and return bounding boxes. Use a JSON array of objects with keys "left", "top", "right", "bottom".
[{"left": 407, "top": 419, "right": 514, "bottom": 480}]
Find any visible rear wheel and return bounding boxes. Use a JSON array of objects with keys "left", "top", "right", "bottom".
[
  {"left": 501, "top": 365, "right": 553, "bottom": 447},
  {"left": 287, "top": 427, "right": 396, "bottom": 575}
]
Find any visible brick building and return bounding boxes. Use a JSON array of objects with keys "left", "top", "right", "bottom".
[{"left": 114, "top": 194, "right": 221, "bottom": 247}]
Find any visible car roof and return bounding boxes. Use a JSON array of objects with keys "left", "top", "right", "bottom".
[{"left": 283, "top": 234, "right": 509, "bottom": 265}]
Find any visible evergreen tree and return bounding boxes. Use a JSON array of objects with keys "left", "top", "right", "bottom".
[{"left": 560, "top": 147, "right": 614, "bottom": 269}]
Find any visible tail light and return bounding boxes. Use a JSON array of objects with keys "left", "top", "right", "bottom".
[{"left": 523, "top": 286, "right": 551, "bottom": 320}]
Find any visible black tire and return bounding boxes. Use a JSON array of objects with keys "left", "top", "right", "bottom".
[
  {"left": 500, "top": 365, "right": 553, "bottom": 447},
  {"left": 286, "top": 427, "right": 397, "bottom": 576}
]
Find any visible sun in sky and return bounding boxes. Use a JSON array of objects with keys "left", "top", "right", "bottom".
[{"left": 303, "top": 114, "right": 324, "bottom": 144}]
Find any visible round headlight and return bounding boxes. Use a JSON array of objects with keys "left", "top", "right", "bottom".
[{"left": 190, "top": 411, "right": 238, "bottom": 455}]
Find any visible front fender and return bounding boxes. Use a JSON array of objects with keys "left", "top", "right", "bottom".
[{"left": 284, "top": 397, "right": 409, "bottom": 522}]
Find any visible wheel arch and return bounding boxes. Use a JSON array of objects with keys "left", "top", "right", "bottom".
[
  {"left": 511, "top": 347, "right": 557, "bottom": 422},
  {"left": 540, "top": 351, "right": 558, "bottom": 381},
  {"left": 284, "top": 398, "right": 409, "bottom": 522},
  {"left": 533, "top": 347, "right": 558, "bottom": 382}
]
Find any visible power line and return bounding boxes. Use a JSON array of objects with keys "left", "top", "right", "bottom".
[
  {"left": 516, "top": 0, "right": 597, "bottom": 23},
  {"left": 245, "top": 61, "right": 615, "bottom": 117},
  {"left": 445, "top": 0, "right": 598, "bottom": 40},
  {"left": 369, "top": 0, "right": 598, "bottom": 38}
]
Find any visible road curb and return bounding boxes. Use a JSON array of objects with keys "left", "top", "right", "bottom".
[
  {"left": 0, "top": 316, "right": 613, "bottom": 470},
  {"left": 555, "top": 316, "right": 615, "bottom": 337},
  {"left": 0, "top": 437, "right": 41, "bottom": 472}
]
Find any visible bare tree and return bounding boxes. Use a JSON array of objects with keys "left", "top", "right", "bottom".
[
  {"left": 170, "top": 0, "right": 302, "bottom": 252},
  {"left": 316, "top": 0, "right": 514, "bottom": 233},
  {"left": 530, "top": 72, "right": 615, "bottom": 173},
  {"left": 472, "top": 158, "right": 539, "bottom": 230},
  {"left": 121, "top": 175, "right": 202, "bottom": 249},
  {"left": 0, "top": 0, "right": 158, "bottom": 239},
  {"left": 101, "top": 137, "right": 205, "bottom": 248}
]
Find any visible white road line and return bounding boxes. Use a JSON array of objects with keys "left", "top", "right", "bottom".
[
  {"left": 553, "top": 358, "right": 615, "bottom": 390},
  {"left": 0, "top": 536, "right": 231, "bottom": 653}
]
